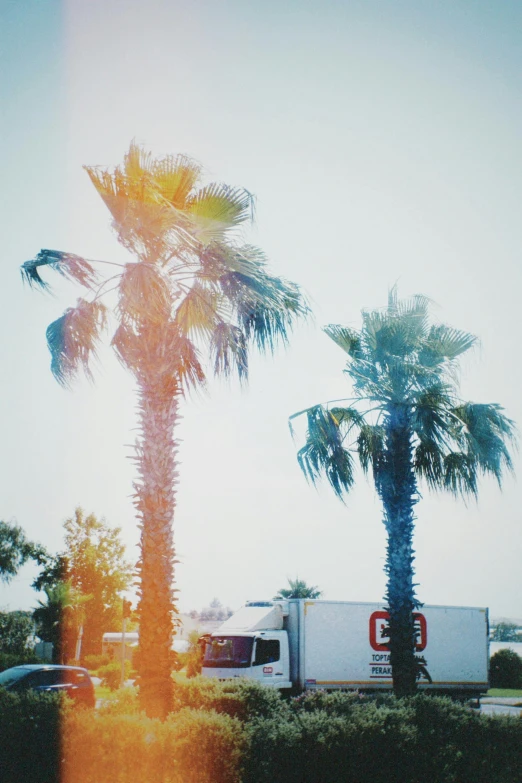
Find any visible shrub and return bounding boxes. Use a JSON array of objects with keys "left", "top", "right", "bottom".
[
  {"left": 98, "top": 686, "right": 140, "bottom": 716},
  {"left": 171, "top": 675, "right": 285, "bottom": 721},
  {"left": 0, "top": 689, "right": 64, "bottom": 783},
  {"left": 162, "top": 708, "right": 246, "bottom": 783},
  {"left": 0, "top": 650, "right": 39, "bottom": 672},
  {"left": 83, "top": 653, "right": 110, "bottom": 671},
  {"left": 243, "top": 693, "right": 522, "bottom": 783},
  {"left": 98, "top": 660, "right": 131, "bottom": 690},
  {"left": 62, "top": 706, "right": 246, "bottom": 783},
  {"left": 490, "top": 649, "right": 522, "bottom": 689}
]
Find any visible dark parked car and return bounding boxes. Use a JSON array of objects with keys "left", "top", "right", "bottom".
[{"left": 0, "top": 664, "right": 95, "bottom": 707}]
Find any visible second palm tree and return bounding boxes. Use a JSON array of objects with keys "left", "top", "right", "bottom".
[{"left": 291, "top": 288, "right": 515, "bottom": 696}]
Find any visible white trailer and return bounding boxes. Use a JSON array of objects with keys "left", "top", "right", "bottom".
[{"left": 201, "top": 599, "right": 489, "bottom": 697}]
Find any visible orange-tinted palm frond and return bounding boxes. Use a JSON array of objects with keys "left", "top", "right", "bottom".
[
  {"left": 21, "top": 249, "right": 101, "bottom": 290},
  {"left": 111, "top": 322, "right": 143, "bottom": 374},
  {"left": 151, "top": 154, "right": 202, "bottom": 209},
  {"left": 112, "top": 319, "right": 207, "bottom": 393},
  {"left": 118, "top": 263, "right": 173, "bottom": 326}
]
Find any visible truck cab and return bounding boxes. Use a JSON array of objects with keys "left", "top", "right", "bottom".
[{"left": 201, "top": 602, "right": 292, "bottom": 689}]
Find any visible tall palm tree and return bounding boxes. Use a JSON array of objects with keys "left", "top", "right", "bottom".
[
  {"left": 22, "top": 142, "right": 308, "bottom": 717},
  {"left": 290, "top": 288, "right": 515, "bottom": 696}
]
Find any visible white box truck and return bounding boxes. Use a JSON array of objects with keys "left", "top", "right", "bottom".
[{"left": 201, "top": 599, "right": 489, "bottom": 698}]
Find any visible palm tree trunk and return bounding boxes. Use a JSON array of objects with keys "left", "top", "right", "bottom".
[
  {"left": 381, "top": 404, "right": 419, "bottom": 697},
  {"left": 134, "top": 380, "right": 180, "bottom": 719}
]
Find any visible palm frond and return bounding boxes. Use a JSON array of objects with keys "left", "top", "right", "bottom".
[
  {"left": 112, "top": 320, "right": 206, "bottom": 394},
  {"left": 111, "top": 322, "right": 143, "bottom": 373},
  {"left": 46, "top": 299, "right": 107, "bottom": 386},
  {"left": 151, "top": 154, "right": 201, "bottom": 208},
  {"left": 168, "top": 328, "right": 206, "bottom": 395},
  {"left": 239, "top": 281, "right": 307, "bottom": 351},
  {"left": 329, "top": 406, "right": 365, "bottom": 431},
  {"left": 418, "top": 324, "right": 477, "bottom": 366},
  {"left": 296, "top": 405, "right": 355, "bottom": 499},
  {"left": 187, "top": 184, "right": 254, "bottom": 242},
  {"left": 452, "top": 402, "right": 517, "bottom": 485},
  {"left": 21, "top": 249, "right": 100, "bottom": 290},
  {"left": 175, "top": 282, "right": 223, "bottom": 339},
  {"left": 118, "top": 263, "right": 172, "bottom": 326},
  {"left": 210, "top": 322, "right": 248, "bottom": 381},
  {"left": 85, "top": 146, "right": 196, "bottom": 259},
  {"left": 357, "top": 423, "right": 386, "bottom": 475},
  {"left": 414, "top": 439, "right": 444, "bottom": 489},
  {"left": 323, "top": 324, "right": 364, "bottom": 359},
  {"left": 219, "top": 255, "right": 308, "bottom": 352},
  {"left": 443, "top": 452, "right": 478, "bottom": 497},
  {"left": 412, "top": 384, "right": 456, "bottom": 447}
]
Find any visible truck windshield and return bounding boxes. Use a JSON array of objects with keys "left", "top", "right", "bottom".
[{"left": 203, "top": 636, "right": 254, "bottom": 668}]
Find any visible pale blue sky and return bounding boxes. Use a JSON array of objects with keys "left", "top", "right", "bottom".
[{"left": 1, "top": 0, "right": 521, "bottom": 619}]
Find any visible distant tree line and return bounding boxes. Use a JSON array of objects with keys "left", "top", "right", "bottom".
[{"left": 491, "top": 622, "right": 522, "bottom": 642}]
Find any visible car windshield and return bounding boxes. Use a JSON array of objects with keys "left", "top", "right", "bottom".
[
  {"left": 203, "top": 636, "right": 254, "bottom": 668},
  {"left": 0, "top": 667, "right": 30, "bottom": 687}
]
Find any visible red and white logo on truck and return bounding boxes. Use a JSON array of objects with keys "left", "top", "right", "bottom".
[
  {"left": 369, "top": 611, "right": 427, "bottom": 652},
  {"left": 368, "top": 611, "right": 429, "bottom": 680}
]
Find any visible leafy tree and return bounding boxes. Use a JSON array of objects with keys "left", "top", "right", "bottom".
[
  {"left": 21, "top": 142, "right": 308, "bottom": 717},
  {"left": 0, "top": 520, "right": 47, "bottom": 583},
  {"left": 491, "top": 622, "right": 521, "bottom": 642},
  {"left": 0, "top": 610, "right": 35, "bottom": 656},
  {"left": 290, "top": 289, "right": 516, "bottom": 696},
  {"left": 273, "top": 578, "right": 322, "bottom": 599},
  {"left": 34, "top": 508, "right": 133, "bottom": 659},
  {"left": 32, "top": 553, "right": 69, "bottom": 592}
]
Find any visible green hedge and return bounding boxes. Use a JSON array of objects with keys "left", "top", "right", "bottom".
[
  {"left": 244, "top": 691, "right": 522, "bottom": 783},
  {"left": 170, "top": 674, "right": 285, "bottom": 721},
  {"left": 0, "top": 689, "right": 62, "bottom": 783},
  {"left": 62, "top": 707, "right": 245, "bottom": 783},
  {"left": 1, "top": 682, "right": 522, "bottom": 783}
]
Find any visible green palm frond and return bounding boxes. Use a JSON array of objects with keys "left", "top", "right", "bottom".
[
  {"left": 412, "top": 384, "right": 456, "bottom": 446},
  {"left": 118, "top": 263, "right": 172, "bottom": 325},
  {"left": 443, "top": 452, "right": 478, "bottom": 496},
  {"left": 452, "top": 402, "right": 516, "bottom": 485},
  {"left": 21, "top": 250, "right": 100, "bottom": 290},
  {"left": 328, "top": 406, "right": 365, "bottom": 431},
  {"left": 187, "top": 184, "right": 254, "bottom": 242},
  {"left": 210, "top": 322, "right": 248, "bottom": 380},
  {"left": 46, "top": 299, "right": 107, "bottom": 386},
  {"left": 414, "top": 439, "right": 444, "bottom": 489},
  {"left": 225, "top": 264, "right": 308, "bottom": 352},
  {"left": 323, "top": 324, "right": 364, "bottom": 359},
  {"left": 418, "top": 324, "right": 477, "bottom": 366},
  {"left": 297, "top": 405, "right": 355, "bottom": 498},
  {"left": 357, "top": 423, "right": 386, "bottom": 475}
]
